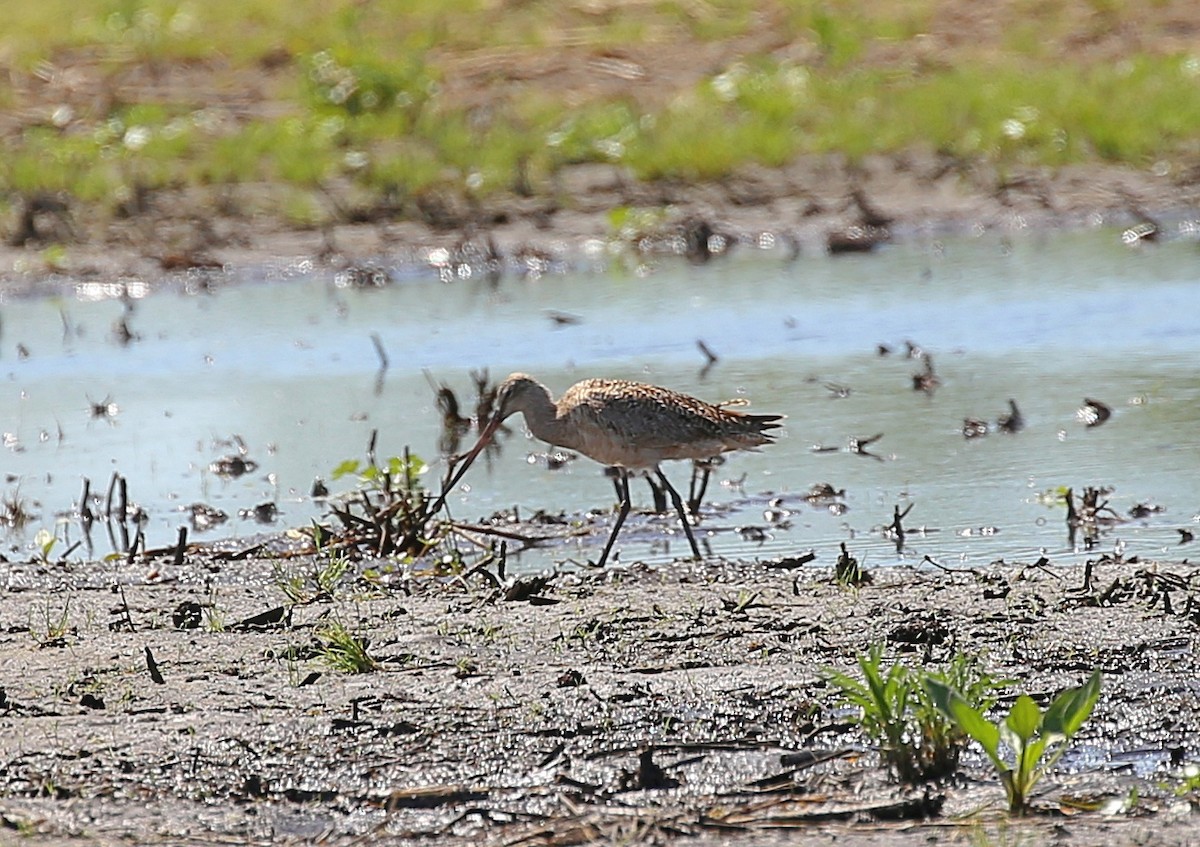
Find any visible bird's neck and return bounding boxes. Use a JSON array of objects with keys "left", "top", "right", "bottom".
[{"left": 515, "top": 392, "right": 574, "bottom": 450}]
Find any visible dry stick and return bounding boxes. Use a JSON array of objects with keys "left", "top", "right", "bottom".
[
  {"left": 1022, "top": 555, "right": 1060, "bottom": 580},
  {"left": 402, "top": 453, "right": 467, "bottom": 552},
  {"left": 145, "top": 646, "right": 165, "bottom": 684},
  {"left": 460, "top": 549, "right": 504, "bottom": 590},
  {"left": 1098, "top": 578, "right": 1124, "bottom": 605},
  {"left": 116, "top": 585, "right": 136, "bottom": 632},
  {"left": 371, "top": 335, "right": 389, "bottom": 397},
  {"left": 127, "top": 525, "right": 144, "bottom": 565},
  {"left": 371, "top": 490, "right": 393, "bottom": 557},
  {"left": 112, "top": 473, "right": 131, "bottom": 555},
  {"left": 213, "top": 542, "right": 266, "bottom": 562},
  {"left": 921, "top": 554, "right": 974, "bottom": 575},
  {"left": 447, "top": 521, "right": 561, "bottom": 545},
  {"left": 116, "top": 520, "right": 130, "bottom": 555},
  {"left": 889, "top": 502, "right": 914, "bottom": 552},
  {"left": 77, "top": 477, "right": 97, "bottom": 557},
  {"left": 173, "top": 526, "right": 188, "bottom": 567},
  {"left": 116, "top": 476, "right": 128, "bottom": 524},
  {"left": 103, "top": 519, "right": 119, "bottom": 557},
  {"left": 366, "top": 428, "right": 379, "bottom": 470},
  {"left": 104, "top": 471, "right": 119, "bottom": 519},
  {"left": 697, "top": 338, "right": 719, "bottom": 380},
  {"left": 79, "top": 477, "right": 93, "bottom": 525},
  {"left": 370, "top": 332, "right": 389, "bottom": 371},
  {"left": 394, "top": 445, "right": 423, "bottom": 556}
]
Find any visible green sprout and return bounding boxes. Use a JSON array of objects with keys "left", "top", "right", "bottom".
[
  {"left": 1171, "top": 763, "right": 1200, "bottom": 805},
  {"left": 34, "top": 528, "right": 57, "bottom": 563},
  {"left": 927, "top": 670, "right": 1102, "bottom": 815},
  {"left": 315, "top": 620, "right": 378, "bottom": 674},
  {"left": 273, "top": 549, "right": 352, "bottom": 605}
]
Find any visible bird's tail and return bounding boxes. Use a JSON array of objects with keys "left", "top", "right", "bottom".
[{"left": 731, "top": 411, "right": 785, "bottom": 447}]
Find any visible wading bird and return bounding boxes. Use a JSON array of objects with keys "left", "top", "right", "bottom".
[{"left": 432, "top": 373, "right": 783, "bottom": 566}]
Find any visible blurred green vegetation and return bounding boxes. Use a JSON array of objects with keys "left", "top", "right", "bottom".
[{"left": 1, "top": 0, "right": 1197, "bottom": 232}]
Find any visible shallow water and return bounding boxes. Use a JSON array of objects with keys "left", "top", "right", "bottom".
[{"left": 2, "top": 228, "right": 1198, "bottom": 571}]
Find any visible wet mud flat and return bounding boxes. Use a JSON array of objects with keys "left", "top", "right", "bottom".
[
  {"left": 2, "top": 549, "right": 1199, "bottom": 846},
  {"left": 3, "top": 150, "right": 1199, "bottom": 295}
]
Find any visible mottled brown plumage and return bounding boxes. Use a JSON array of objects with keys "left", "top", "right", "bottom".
[
  {"left": 492, "top": 374, "right": 781, "bottom": 467},
  {"left": 436, "top": 372, "right": 783, "bottom": 566}
]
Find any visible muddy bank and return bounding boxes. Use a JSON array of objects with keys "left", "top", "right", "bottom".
[
  {"left": 3, "top": 153, "right": 1197, "bottom": 292},
  {"left": 1, "top": 550, "right": 1198, "bottom": 845}
]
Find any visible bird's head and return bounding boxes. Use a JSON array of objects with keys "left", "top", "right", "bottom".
[
  {"left": 426, "top": 373, "right": 548, "bottom": 515},
  {"left": 490, "top": 372, "right": 544, "bottom": 427}
]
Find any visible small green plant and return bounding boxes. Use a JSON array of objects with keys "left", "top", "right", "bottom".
[
  {"left": 273, "top": 563, "right": 307, "bottom": 605},
  {"left": 204, "top": 605, "right": 227, "bottom": 633},
  {"left": 825, "top": 644, "right": 1007, "bottom": 783},
  {"left": 31, "top": 596, "right": 73, "bottom": 647},
  {"left": 273, "top": 546, "right": 352, "bottom": 604},
  {"left": 34, "top": 528, "right": 57, "bottom": 563},
  {"left": 315, "top": 554, "right": 350, "bottom": 596},
  {"left": 722, "top": 589, "right": 761, "bottom": 615},
  {"left": 316, "top": 620, "right": 378, "bottom": 674},
  {"left": 927, "top": 670, "right": 1102, "bottom": 815},
  {"left": 331, "top": 452, "right": 428, "bottom": 491},
  {"left": 834, "top": 541, "right": 869, "bottom": 586},
  {"left": 324, "top": 447, "right": 433, "bottom": 557},
  {"left": 1170, "top": 762, "right": 1200, "bottom": 806}
]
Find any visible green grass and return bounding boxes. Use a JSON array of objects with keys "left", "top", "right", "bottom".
[
  {"left": 2, "top": 1, "right": 1196, "bottom": 234},
  {"left": 315, "top": 619, "right": 378, "bottom": 673},
  {"left": 628, "top": 55, "right": 1200, "bottom": 178}
]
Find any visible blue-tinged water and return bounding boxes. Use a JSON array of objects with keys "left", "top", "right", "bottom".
[{"left": 2, "top": 228, "right": 1198, "bottom": 571}]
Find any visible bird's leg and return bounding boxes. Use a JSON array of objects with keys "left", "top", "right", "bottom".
[
  {"left": 656, "top": 467, "right": 703, "bottom": 561},
  {"left": 686, "top": 460, "right": 712, "bottom": 517},
  {"left": 645, "top": 473, "right": 667, "bottom": 514},
  {"left": 611, "top": 468, "right": 665, "bottom": 514},
  {"left": 597, "top": 468, "right": 632, "bottom": 567}
]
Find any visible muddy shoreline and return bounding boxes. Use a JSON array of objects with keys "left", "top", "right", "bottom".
[
  {"left": 3, "top": 154, "right": 1197, "bottom": 290},
  {"left": 2, "top": 548, "right": 1198, "bottom": 845}
]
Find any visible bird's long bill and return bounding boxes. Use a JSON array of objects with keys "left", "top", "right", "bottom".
[{"left": 427, "top": 414, "right": 503, "bottom": 517}]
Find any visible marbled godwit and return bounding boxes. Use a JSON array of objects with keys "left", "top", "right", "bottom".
[{"left": 433, "top": 373, "right": 783, "bottom": 566}]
